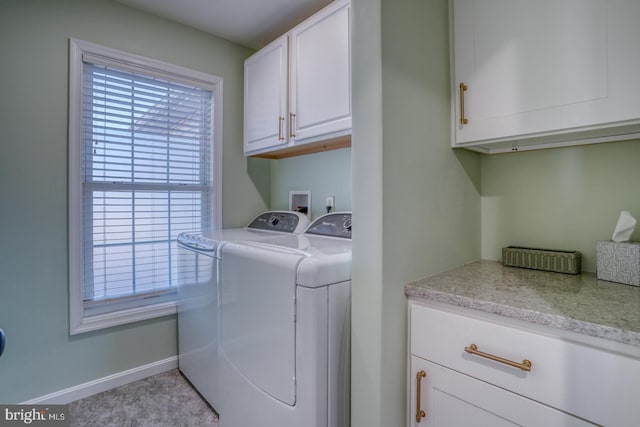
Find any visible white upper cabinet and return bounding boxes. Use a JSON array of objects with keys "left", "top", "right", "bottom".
[
  {"left": 243, "top": 36, "right": 288, "bottom": 154},
  {"left": 451, "top": 0, "right": 640, "bottom": 153},
  {"left": 244, "top": 0, "right": 351, "bottom": 158},
  {"left": 290, "top": 2, "right": 351, "bottom": 143}
]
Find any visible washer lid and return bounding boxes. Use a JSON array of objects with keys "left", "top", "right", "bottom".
[
  {"left": 297, "top": 235, "right": 351, "bottom": 287},
  {"left": 297, "top": 253, "right": 351, "bottom": 288},
  {"left": 177, "top": 210, "right": 310, "bottom": 254},
  {"left": 177, "top": 232, "right": 216, "bottom": 251},
  {"left": 177, "top": 228, "right": 277, "bottom": 254}
]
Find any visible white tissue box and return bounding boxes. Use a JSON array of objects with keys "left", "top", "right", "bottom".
[{"left": 596, "top": 241, "right": 640, "bottom": 286}]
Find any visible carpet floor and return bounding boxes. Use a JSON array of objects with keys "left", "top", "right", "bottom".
[{"left": 68, "top": 369, "right": 218, "bottom": 427}]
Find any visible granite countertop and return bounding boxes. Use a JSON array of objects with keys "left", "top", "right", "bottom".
[{"left": 405, "top": 260, "right": 640, "bottom": 347}]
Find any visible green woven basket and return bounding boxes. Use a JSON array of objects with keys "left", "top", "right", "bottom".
[{"left": 502, "top": 246, "right": 581, "bottom": 274}]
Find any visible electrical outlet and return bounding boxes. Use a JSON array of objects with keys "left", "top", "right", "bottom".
[{"left": 326, "top": 196, "right": 335, "bottom": 209}]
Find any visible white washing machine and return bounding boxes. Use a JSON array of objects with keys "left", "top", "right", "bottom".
[
  {"left": 176, "top": 211, "right": 310, "bottom": 409},
  {"left": 217, "top": 212, "right": 352, "bottom": 427}
]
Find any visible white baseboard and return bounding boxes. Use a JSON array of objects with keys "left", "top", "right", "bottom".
[{"left": 21, "top": 356, "right": 178, "bottom": 404}]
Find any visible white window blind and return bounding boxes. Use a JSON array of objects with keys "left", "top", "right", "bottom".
[{"left": 69, "top": 39, "right": 222, "bottom": 333}]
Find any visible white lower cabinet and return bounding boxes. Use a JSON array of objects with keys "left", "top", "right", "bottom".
[
  {"left": 410, "top": 356, "right": 595, "bottom": 427},
  {"left": 408, "top": 301, "right": 640, "bottom": 427}
]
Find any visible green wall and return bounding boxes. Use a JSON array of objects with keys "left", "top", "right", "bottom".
[
  {"left": 270, "top": 148, "right": 352, "bottom": 220},
  {"left": 351, "top": 1, "right": 481, "bottom": 426},
  {"left": 351, "top": 1, "right": 385, "bottom": 425},
  {"left": 351, "top": 0, "right": 385, "bottom": 425},
  {"left": 481, "top": 140, "right": 640, "bottom": 272},
  {"left": 0, "top": 0, "right": 268, "bottom": 402}
]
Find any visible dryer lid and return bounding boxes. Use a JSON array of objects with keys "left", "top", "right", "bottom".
[{"left": 220, "top": 241, "right": 303, "bottom": 406}]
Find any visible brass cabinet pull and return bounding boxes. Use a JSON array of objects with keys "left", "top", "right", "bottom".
[
  {"left": 278, "top": 116, "right": 285, "bottom": 141},
  {"left": 289, "top": 112, "right": 296, "bottom": 138},
  {"left": 459, "top": 82, "right": 469, "bottom": 125},
  {"left": 415, "top": 370, "right": 427, "bottom": 423},
  {"left": 464, "top": 343, "right": 532, "bottom": 372}
]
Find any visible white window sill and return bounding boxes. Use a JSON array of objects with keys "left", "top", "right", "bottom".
[{"left": 70, "top": 301, "right": 177, "bottom": 335}]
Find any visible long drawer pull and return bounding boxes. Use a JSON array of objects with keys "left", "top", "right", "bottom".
[
  {"left": 415, "top": 370, "right": 427, "bottom": 423},
  {"left": 464, "top": 343, "right": 532, "bottom": 372}
]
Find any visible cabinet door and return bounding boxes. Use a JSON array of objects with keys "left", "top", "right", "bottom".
[
  {"left": 290, "top": 0, "right": 351, "bottom": 143},
  {"left": 409, "top": 356, "right": 596, "bottom": 427},
  {"left": 452, "top": 0, "right": 640, "bottom": 148},
  {"left": 244, "top": 35, "right": 288, "bottom": 155}
]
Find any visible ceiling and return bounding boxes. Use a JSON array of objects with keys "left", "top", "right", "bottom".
[{"left": 114, "top": 0, "right": 334, "bottom": 49}]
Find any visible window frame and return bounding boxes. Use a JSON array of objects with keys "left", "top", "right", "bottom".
[{"left": 68, "top": 38, "right": 223, "bottom": 335}]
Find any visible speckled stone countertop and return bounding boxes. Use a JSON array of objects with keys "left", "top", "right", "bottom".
[{"left": 405, "top": 260, "right": 640, "bottom": 347}]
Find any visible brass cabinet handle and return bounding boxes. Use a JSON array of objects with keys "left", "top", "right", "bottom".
[
  {"left": 289, "top": 112, "right": 296, "bottom": 138},
  {"left": 415, "top": 370, "right": 427, "bottom": 423},
  {"left": 464, "top": 343, "right": 532, "bottom": 372},
  {"left": 459, "top": 82, "right": 469, "bottom": 125},
  {"left": 278, "top": 116, "right": 285, "bottom": 141}
]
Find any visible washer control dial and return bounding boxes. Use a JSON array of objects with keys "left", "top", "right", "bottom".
[{"left": 306, "top": 213, "right": 352, "bottom": 239}]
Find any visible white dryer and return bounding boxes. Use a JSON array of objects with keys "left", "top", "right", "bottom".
[
  {"left": 176, "top": 211, "right": 310, "bottom": 409},
  {"left": 218, "top": 212, "right": 352, "bottom": 427}
]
